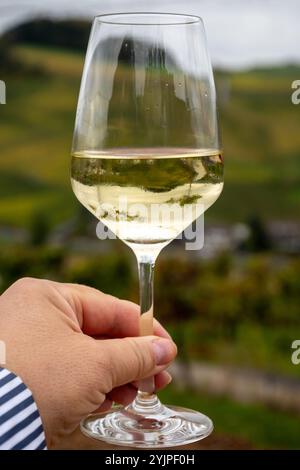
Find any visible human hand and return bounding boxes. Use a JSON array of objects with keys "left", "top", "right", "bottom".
[{"left": 0, "top": 278, "right": 177, "bottom": 448}]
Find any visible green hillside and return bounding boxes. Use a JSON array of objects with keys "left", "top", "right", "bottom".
[{"left": 1, "top": 44, "right": 300, "bottom": 227}]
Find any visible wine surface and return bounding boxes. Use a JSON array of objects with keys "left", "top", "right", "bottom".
[{"left": 71, "top": 148, "right": 223, "bottom": 245}]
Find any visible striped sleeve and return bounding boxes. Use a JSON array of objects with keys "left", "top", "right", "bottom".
[{"left": 0, "top": 367, "right": 47, "bottom": 450}]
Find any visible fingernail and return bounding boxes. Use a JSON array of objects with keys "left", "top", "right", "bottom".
[{"left": 152, "top": 338, "right": 174, "bottom": 365}]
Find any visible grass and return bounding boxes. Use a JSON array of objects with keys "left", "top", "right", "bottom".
[
  {"left": 184, "top": 322, "right": 300, "bottom": 380},
  {"left": 13, "top": 44, "right": 85, "bottom": 78},
  {"left": 0, "top": 47, "right": 81, "bottom": 225},
  {"left": 159, "top": 386, "right": 300, "bottom": 449}
]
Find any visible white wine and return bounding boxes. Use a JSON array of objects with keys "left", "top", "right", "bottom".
[{"left": 71, "top": 148, "right": 223, "bottom": 246}]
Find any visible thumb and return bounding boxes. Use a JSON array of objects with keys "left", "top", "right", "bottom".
[{"left": 97, "top": 336, "right": 177, "bottom": 390}]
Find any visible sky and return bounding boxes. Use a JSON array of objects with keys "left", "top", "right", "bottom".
[{"left": 0, "top": 0, "right": 300, "bottom": 69}]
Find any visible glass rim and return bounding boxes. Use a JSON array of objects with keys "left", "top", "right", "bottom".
[{"left": 94, "top": 12, "right": 203, "bottom": 26}]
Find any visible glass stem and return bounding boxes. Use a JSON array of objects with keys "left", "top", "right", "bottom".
[
  {"left": 138, "top": 255, "right": 155, "bottom": 393},
  {"left": 133, "top": 253, "right": 162, "bottom": 412}
]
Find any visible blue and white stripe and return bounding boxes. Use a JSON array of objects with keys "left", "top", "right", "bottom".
[{"left": 0, "top": 368, "right": 47, "bottom": 450}]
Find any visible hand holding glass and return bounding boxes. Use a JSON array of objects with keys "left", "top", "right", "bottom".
[{"left": 71, "top": 13, "right": 223, "bottom": 448}]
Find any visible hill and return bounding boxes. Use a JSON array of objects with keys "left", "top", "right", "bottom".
[{"left": 0, "top": 43, "right": 300, "bottom": 227}]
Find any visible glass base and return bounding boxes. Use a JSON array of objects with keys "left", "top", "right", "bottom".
[{"left": 81, "top": 394, "right": 213, "bottom": 448}]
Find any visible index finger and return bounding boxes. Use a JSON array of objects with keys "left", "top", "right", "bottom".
[{"left": 57, "top": 283, "right": 171, "bottom": 339}]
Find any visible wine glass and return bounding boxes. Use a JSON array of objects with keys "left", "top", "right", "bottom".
[{"left": 71, "top": 13, "right": 223, "bottom": 448}]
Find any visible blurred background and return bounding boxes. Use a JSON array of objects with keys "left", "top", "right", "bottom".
[{"left": 0, "top": 0, "right": 300, "bottom": 449}]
